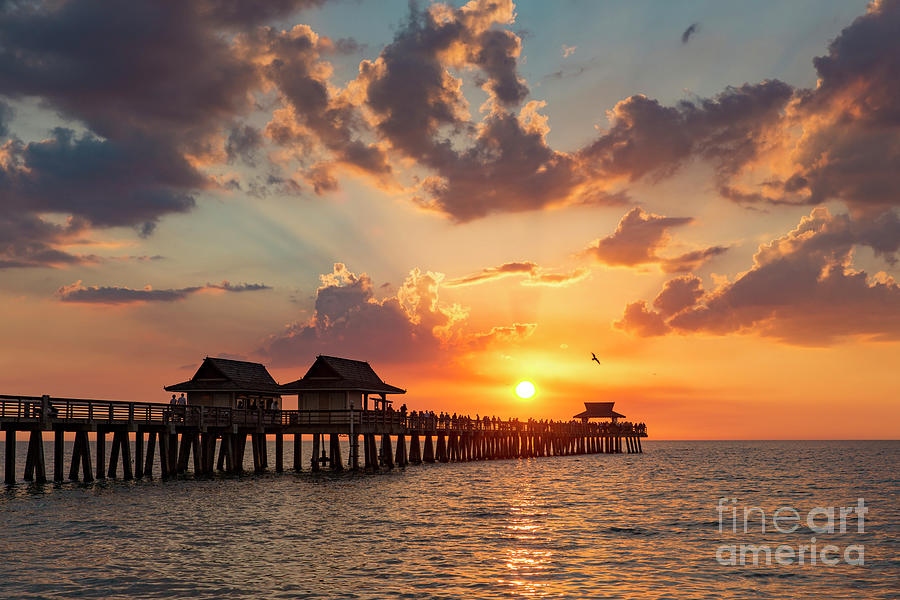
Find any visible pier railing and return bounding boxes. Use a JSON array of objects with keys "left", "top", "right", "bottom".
[{"left": 0, "top": 395, "right": 647, "bottom": 437}]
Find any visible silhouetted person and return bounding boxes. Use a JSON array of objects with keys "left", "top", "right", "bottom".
[{"left": 170, "top": 394, "right": 177, "bottom": 405}]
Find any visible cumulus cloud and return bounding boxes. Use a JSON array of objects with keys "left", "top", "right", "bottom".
[
  {"left": 0, "top": 1, "right": 293, "bottom": 267},
  {"left": 351, "top": 0, "right": 606, "bottom": 221},
  {"left": 241, "top": 23, "right": 391, "bottom": 183},
  {"left": 263, "top": 263, "right": 536, "bottom": 365},
  {"left": 584, "top": 1, "right": 900, "bottom": 218},
  {"left": 582, "top": 80, "right": 794, "bottom": 186},
  {"left": 58, "top": 280, "right": 271, "bottom": 304},
  {"left": 616, "top": 208, "right": 900, "bottom": 344},
  {"left": 583, "top": 208, "right": 727, "bottom": 272},
  {"left": 447, "top": 261, "right": 588, "bottom": 287}
]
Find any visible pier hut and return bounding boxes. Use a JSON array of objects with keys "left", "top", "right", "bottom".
[
  {"left": 573, "top": 402, "right": 642, "bottom": 454},
  {"left": 164, "top": 357, "right": 282, "bottom": 409},
  {"left": 280, "top": 355, "right": 405, "bottom": 471},
  {"left": 280, "top": 355, "right": 405, "bottom": 411},
  {"left": 573, "top": 402, "right": 625, "bottom": 423}
]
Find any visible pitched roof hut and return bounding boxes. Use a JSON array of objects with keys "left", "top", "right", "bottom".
[
  {"left": 165, "top": 357, "right": 281, "bottom": 408},
  {"left": 280, "top": 355, "right": 405, "bottom": 411},
  {"left": 573, "top": 401, "right": 626, "bottom": 423}
]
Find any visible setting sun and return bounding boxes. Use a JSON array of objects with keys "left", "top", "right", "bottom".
[{"left": 515, "top": 380, "right": 536, "bottom": 399}]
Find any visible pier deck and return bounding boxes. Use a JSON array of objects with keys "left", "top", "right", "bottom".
[{"left": 1, "top": 394, "right": 648, "bottom": 484}]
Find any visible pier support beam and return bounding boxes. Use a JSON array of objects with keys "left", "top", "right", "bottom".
[
  {"left": 135, "top": 430, "right": 144, "bottom": 479},
  {"left": 436, "top": 433, "right": 448, "bottom": 463},
  {"left": 311, "top": 433, "right": 320, "bottom": 472},
  {"left": 275, "top": 433, "right": 284, "bottom": 473},
  {"left": 423, "top": 433, "right": 435, "bottom": 463},
  {"left": 23, "top": 430, "right": 46, "bottom": 483},
  {"left": 96, "top": 429, "right": 106, "bottom": 480},
  {"left": 349, "top": 433, "right": 359, "bottom": 470},
  {"left": 4, "top": 429, "right": 16, "bottom": 484},
  {"left": 69, "top": 430, "right": 93, "bottom": 482},
  {"left": 143, "top": 431, "right": 157, "bottom": 478},
  {"left": 380, "top": 434, "right": 393, "bottom": 469},
  {"left": 330, "top": 434, "right": 343, "bottom": 471},
  {"left": 294, "top": 434, "right": 303, "bottom": 472}
]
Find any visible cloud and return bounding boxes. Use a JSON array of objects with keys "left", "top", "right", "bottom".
[
  {"left": 681, "top": 23, "right": 699, "bottom": 44},
  {"left": 351, "top": 0, "right": 607, "bottom": 221},
  {"left": 262, "top": 263, "right": 536, "bottom": 365},
  {"left": 0, "top": 99, "right": 11, "bottom": 137},
  {"left": 225, "top": 125, "right": 263, "bottom": 166},
  {"left": 583, "top": 1, "right": 900, "bottom": 217},
  {"left": 581, "top": 80, "right": 794, "bottom": 185},
  {"left": 583, "top": 207, "right": 727, "bottom": 272},
  {"left": 0, "top": 1, "right": 289, "bottom": 267},
  {"left": 447, "top": 261, "right": 588, "bottom": 287},
  {"left": 616, "top": 208, "right": 900, "bottom": 344},
  {"left": 241, "top": 24, "right": 392, "bottom": 183},
  {"left": 58, "top": 280, "right": 271, "bottom": 304}
]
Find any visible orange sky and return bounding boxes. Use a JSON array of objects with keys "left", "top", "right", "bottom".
[{"left": 0, "top": 0, "right": 897, "bottom": 439}]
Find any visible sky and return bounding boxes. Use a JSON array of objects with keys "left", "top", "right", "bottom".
[{"left": 1, "top": 0, "right": 898, "bottom": 439}]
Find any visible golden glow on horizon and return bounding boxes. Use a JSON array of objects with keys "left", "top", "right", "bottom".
[{"left": 515, "top": 380, "right": 536, "bottom": 399}]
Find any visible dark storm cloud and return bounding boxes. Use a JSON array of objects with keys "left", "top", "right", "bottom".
[
  {"left": 616, "top": 208, "right": 900, "bottom": 345},
  {"left": 58, "top": 279, "right": 271, "bottom": 304},
  {"left": 681, "top": 23, "right": 699, "bottom": 44}
]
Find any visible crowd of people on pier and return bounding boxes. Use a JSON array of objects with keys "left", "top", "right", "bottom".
[{"left": 400, "top": 408, "right": 646, "bottom": 435}]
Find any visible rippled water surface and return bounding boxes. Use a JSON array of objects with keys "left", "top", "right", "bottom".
[{"left": 1, "top": 440, "right": 897, "bottom": 599}]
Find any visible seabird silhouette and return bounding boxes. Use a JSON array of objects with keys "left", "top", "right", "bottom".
[{"left": 591, "top": 352, "right": 601, "bottom": 365}]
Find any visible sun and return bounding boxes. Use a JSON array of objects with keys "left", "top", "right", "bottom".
[{"left": 515, "top": 380, "right": 536, "bottom": 399}]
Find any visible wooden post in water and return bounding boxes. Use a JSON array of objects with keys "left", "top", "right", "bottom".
[
  {"left": 423, "top": 433, "right": 435, "bottom": 463},
  {"left": 121, "top": 431, "right": 133, "bottom": 479},
  {"left": 395, "top": 434, "right": 406, "bottom": 467},
  {"left": 409, "top": 433, "right": 421, "bottom": 464},
  {"left": 144, "top": 431, "right": 157, "bottom": 478},
  {"left": 311, "top": 433, "right": 320, "bottom": 472},
  {"left": 293, "top": 433, "right": 302, "bottom": 472},
  {"left": 381, "top": 434, "right": 394, "bottom": 469},
  {"left": 53, "top": 429, "right": 64, "bottom": 482},
  {"left": 24, "top": 430, "right": 43, "bottom": 482},
  {"left": 436, "top": 433, "right": 448, "bottom": 463},
  {"left": 135, "top": 430, "right": 144, "bottom": 479},
  {"left": 330, "top": 434, "right": 343, "bottom": 471},
  {"left": 96, "top": 429, "right": 107, "bottom": 480},
  {"left": 349, "top": 433, "right": 359, "bottom": 470},
  {"left": 275, "top": 433, "right": 284, "bottom": 473}
]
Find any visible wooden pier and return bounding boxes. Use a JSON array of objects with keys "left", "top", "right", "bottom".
[{"left": 0, "top": 394, "right": 648, "bottom": 484}]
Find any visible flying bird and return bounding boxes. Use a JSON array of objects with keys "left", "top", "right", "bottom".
[
  {"left": 591, "top": 352, "right": 602, "bottom": 365},
  {"left": 681, "top": 22, "right": 699, "bottom": 44}
]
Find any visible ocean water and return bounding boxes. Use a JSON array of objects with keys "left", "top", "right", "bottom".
[{"left": 1, "top": 440, "right": 897, "bottom": 599}]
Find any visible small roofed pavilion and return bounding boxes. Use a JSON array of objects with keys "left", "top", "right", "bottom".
[
  {"left": 165, "top": 357, "right": 282, "bottom": 409},
  {"left": 574, "top": 402, "right": 626, "bottom": 423},
  {"left": 280, "top": 355, "right": 405, "bottom": 411}
]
